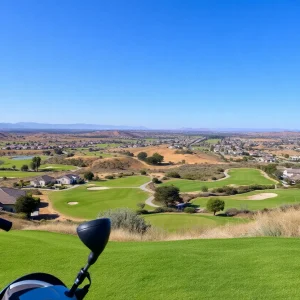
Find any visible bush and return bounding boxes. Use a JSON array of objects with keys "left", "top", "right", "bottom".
[
  {"left": 166, "top": 171, "right": 181, "bottom": 178},
  {"left": 137, "top": 152, "right": 148, "bottom": 161},
  {"left": 201, "top": 186, "right": 208, "bottom": 192},
  {"left": 98, "top": 208, "right": 150, "bottom": 234},
  {"left": 153, "top": 207, "right": 177, "bottom": 213},
  {"left": 184, "top": 207, "right": 196, "bottom": 214},
  {"left": 15, "top": 195, "right": 40, "bottom": 217},
  {"left": 225, "top": 208, "right": 239, "bottom": 217},
  {"left": 140, "top": 170, "right": 147, "bottom": 175},
  {"left": 152, "top": 177, "right": 161, "bottom": 184},
  {"left": 105, "top": 175, "right": 114, "bottom": 180},
  {"left": 84, "top": 171, "right": 94, "bottom": 181},
  {"left": 211, "top": 177, "right": 217, "bottom": 180}
]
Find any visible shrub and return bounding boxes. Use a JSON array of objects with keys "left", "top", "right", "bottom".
[
  {"left": 201, "top": 186, "right": 208, "bottom": 192},
  {"left": 15, "top": 195, "right": 40, "bottom": 217},
  {"left": 152, "top": 177, "right": 161, "bottom": 184},
  {"left": 105, "top": 175, "right": 114, "bottom": 180},
  {"left": 21, "top": 164, "right": 29, "bottom": 172},
  {"left": 225, "top": 208, "right": 239, "bottom": 217},
  {"left": 153, "top": 207, "right": 177, "bottom": 213},
  {"left": 84, "top": 171, "right": 94, "bottom": 181},
  {"left": 211, "top": 177, "right": 217, "bottom": 180},
  {"left": 98, "top": 208, "right": 150, "bottom": 234},
  {"left": 206, "top": 198, "right": 225, "bottom": 215},
  {"left": 166, "top": 171, "right": 181, "bottom": 178},
  {"left": 140, "top": 170, "right": 147, "bottom": 175},
  {"left": 136, "top": 209, "right": 149, "bottom": 215},
  {"left": 137, "top": 152, "right": 148, "bottom": 161},
  {"left": 184, "top": 207, "right": 196, "bottom": 214}
]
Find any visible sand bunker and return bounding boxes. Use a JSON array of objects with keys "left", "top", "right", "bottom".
[
  {"left": 246, "top": 193, "right": 278, "bottom": 200},
  {"left": 87, "top": 184, "right": 96, "bottom": 186},
  {"left": 87, "top": 187, "right": 110, "bottom": 190},
  {"left": 68, "top": 202, "right": 78, "bottom": 205}
]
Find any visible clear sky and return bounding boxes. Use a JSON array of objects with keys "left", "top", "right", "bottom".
[{"left": 0, "top": 0, "right": 300, "bottom": 129}]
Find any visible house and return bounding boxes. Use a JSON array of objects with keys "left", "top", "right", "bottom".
[
  {"left": 57, "top": 174, "right": 81, "bottom": 185},
  {"left": 290, "top": 156, "right": 300, "bottom": 162},
  {"left": 0, "top": 187, "right": 26, "bottom": 212},
  {"left": 30, "top": 175, "right": 56, "bottom": 187},
  {"left": 283, "top": 168, "right": 300, "bottom": 179}
]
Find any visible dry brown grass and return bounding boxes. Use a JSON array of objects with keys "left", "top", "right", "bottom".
[{"left": 19, "top": 208, "right": 300, "bottom": 241}]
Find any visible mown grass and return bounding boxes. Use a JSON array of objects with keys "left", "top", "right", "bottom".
[
  {"left": 94, "top": 175, "right": 150, "bottom": 187},
  {"left": 0, "top": 155, "right": 48, "bottom": 168},
  {"left": 49, "top": 187, "right": 149, "bottom": 219},
  {"left": 144, "top": 213, "right": 244, "bottom": 232},
  {"left": 1, "top": 231, "right": 300, "bottom": 299},
  {"left": 40, "top": 164, "right": 76, "bottom": 171},
  {"left": 162, "top": 168, "right": 275, "bottom": 192},
  {"left": 0, "top": 170, "right": 42, "bottom": 178},
  {"left": 192, "top": 188, "right": 300, "bottom": 211}
]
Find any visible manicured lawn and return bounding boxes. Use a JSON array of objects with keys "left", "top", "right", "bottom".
[
  {"left": 1, "top": 231, "right": 300, "bottom": 299},
  {"left": 206, "top": 138, "right": 221, "bottom": 144},
  {"left": 49, "top": 186, "right": 149, "bottom": 219},
  {"left": 144, "top": 213, "right": 244, "bottom": 232},
  {"left": 94, "top": 176, "right": 150, "bottom": 187},
  {"left": 193, "top": 188, "right": 300, "bottom": 211},
  {"left": 0, "top": 170, "right": 42, "bottom": 178},
  {"left": 162, "top": 168, "right": 275, "bottom": 192},
  {"left": 0, "top": 155, "right": 48, "bottom": 169}
]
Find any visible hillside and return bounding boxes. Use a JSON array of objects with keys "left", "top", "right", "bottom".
[
  {"left": 91, "top": 156, "right": 146, "bottom": 171},
  {"left": 1, "top": 231, "right": 300, "bottom": 299}
]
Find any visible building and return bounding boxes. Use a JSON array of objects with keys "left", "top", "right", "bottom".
[
  {"left": 57, "top": 174, "right": 81, "bottom": 185},
  {"left": 30, "top": 175, "right": 56, "bottom": 187},
  {"left": 0, "top": 187, "right": 26, "bottom": 212}
]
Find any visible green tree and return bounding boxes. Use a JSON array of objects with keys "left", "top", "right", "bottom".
[
  {"left": 137, "top": 152, "right": 148, "bottom": 161},
  {"left": 84, "top": 171, "right": 94, "bottom": 181},
  {"left": 206, "top": 198, "right": 225, "bottom": 216},
  {"left": 21, "top": 164, "right": 29, "bottom": 172},
  {"left": 154, "top": 186, "right": 181, "bottom": 206},
  {"left": 12, "top": 165, "right": 16, "bottom": 170},
  {"left": 201, "top": 186, "right": 208, "bottom": 192},
  {"left": 152, "top": 153, "right": 164, "bottom": 163},
  {"left": 30, "top": 156, "right": 41, "bottom": 171},
  {"left": 15, "top": 195, "right": 40, "bottom": 217}
]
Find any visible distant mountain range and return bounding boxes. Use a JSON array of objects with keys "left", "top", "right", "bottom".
[
  {"left": 0, "top": 122, "right": 148, "bottom": 131},
  {"left": 0, "top": 122, "right": 298, "bottom": 133}
]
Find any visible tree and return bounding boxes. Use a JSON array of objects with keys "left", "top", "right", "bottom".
[
  {"left": 84, "top": 171, "right": 94, "bottom": 181},
  {"left": 154, "top": 186, "right": 181, "bottom": 206},
  {"left": 146, "top": 156, "right": 159, "bottom": 165},
  {"left": 152, "top": 153, "right": 164, "bottom": 164},
  {"left": 21, "top": 164, "right": 29, "bottom": 172},
  {"left": 12, "top": 165, "right": 16, "bottom": 170},
  {"left": 137, "top": 152, "right": 148, "bottom": 161},
  {"left": 166, "top": 171, "right": 181, "bottom": 178},
  {"left": 206, "top": 198, "right": 225, "bottom": 216},
  {"left": 15, "top": 195, "right": 40, "bottom": 217},
  {"left": 30, "top": 156, "right": 41, "bottom": 171}
]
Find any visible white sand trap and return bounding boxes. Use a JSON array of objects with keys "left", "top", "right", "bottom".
[
  {"left": 44, "top": 166, "right": 59, "bottom": 169},
  {"left": 87, "top": 187, "right": 110, "bottom": 190},
  {"left": 87, "top": 184, "right": 96, "bottom": 186},
  {"left": 246, "top": 193, "right": 278, "bottom": 200},
  {"left": 68, "top": 202, "right": 78, "bottom": 205}
]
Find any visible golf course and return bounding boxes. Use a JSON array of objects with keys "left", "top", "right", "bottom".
[
  {"left": 162, "top": 168, "right": 276, "bottom": 192},
  {"left": 1, "top": 230, "right": 300, "bottom": 299},
  {"left": 192, "top": 188, "right": 300, "bottom": 211},
  {"left": 144, "top": 213, "right": 245, "bottom": 232}
]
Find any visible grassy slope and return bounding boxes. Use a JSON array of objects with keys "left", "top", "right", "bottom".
[
  {"left": 193, "top": 188, "right": 300, "bottom": 211},
  {"left": 144, "top": 213, "right": 244, "bottom": 232},
  {"left": 1, "top": 231, "right": 300, "bottom": 299},
  {"left": 162, "top": 168, "right": 275, "bottom": 192},
  {"left": 49, "top": 187, "right": 149, "bottom": 219},
  {"left": 94, "top": 175, "right": 150, "bottom": 187}
]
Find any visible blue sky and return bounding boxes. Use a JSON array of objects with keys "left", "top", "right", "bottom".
[{"left": 0, "top": 0, "right": 300, "bottom": 129}]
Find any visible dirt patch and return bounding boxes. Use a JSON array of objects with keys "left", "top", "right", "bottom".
[
  {"left": 87, "top": 187, "right": 110, "bottom": 190},
  {"left": 68, "top": 202, "right": 78, "bottom": 205},
  {"left": 246, "top": 193, "right": 278, "bottom": 200}
]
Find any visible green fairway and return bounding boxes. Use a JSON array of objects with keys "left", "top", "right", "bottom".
[
  {"left": 1, "top": 231, "right": 300, "bottom": 299},
  {"left": 193, "top": 188, "right": 300, "bottom": 211},
  {"left": 206, "top": 138, "right": 221, "bottom": 144},
  {"left": 144, "top": 213, "right": 244, "bottom": 232},
  {"left": 0, "top": 170, "right": 42, "bottom": 178},
  {"left": 162, "top": 168, "right": 275, "bottom": 192},
  {"left": 94, "top": 175, "right": 150, "bottom": 187},
  {"left": 49, "top": 186, "right": 149, "bottom": 219}
]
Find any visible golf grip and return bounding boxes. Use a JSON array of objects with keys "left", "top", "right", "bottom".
[{"left": 0, "top": 218, "right": 12, "bottom": 232}]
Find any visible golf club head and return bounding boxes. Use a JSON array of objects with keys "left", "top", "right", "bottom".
[{"left": 77, "top": 218, "right": 111, "bottom": 262}]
